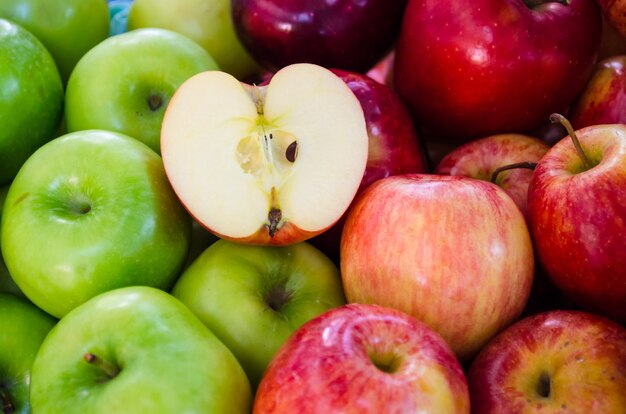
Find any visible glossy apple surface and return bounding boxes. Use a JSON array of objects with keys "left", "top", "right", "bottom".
[
  {"left": 394, "top": 0, "right": 603, "bottom": 142},
  {"left": 231, "top": 0, "right": 407, "bottom": 72},
  {"left": 0, "top": 185, "right": 22, "bottom": 297},
  {"left": 1, "top": 130, "right": 191, "bottom": 318},
  {"left": 469, "top": 310, "right": 626, "bottom": 413},
  {"left": 254, "top": 304, "right": 470, "bottom": 413},
  {"left": 341, "top": 174, "right": 534, "bottom": 360}
]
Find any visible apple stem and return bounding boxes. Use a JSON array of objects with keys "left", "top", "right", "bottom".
[
  {"left": 147, "top": 94, "right": 162, "bottom": 111},
  {"left": 0, "top": 386, "right": 14, "bottom": 414},
  {"left": 490, "top": 162, "right": 538, "bottom": 184},
  {"left": 84, "top": 353, "right": 120, "bottom": 379},
  {"left": 550, "top": 113, "right": 593, "bottom": 170}
]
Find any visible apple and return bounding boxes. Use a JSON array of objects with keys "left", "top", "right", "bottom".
[
  {"left": 254, "top": 303, "right": 470, "bottom": 413},
  {"left": 231, "top": 0, "right": 408, "bottom": 73},
  {"left": 394, "top": 0, "right": 603, "bottom": 142},
  {"left": 172, "top": 239, "right": 346, "bottom": 387},
  {"left": 127, "top": 0, "right": 260, "bottom": 80},
  {"left": 0, "top": 293, "right": 56, "bottom": 414},
  {"left": 468, "top": 310, "right": 626, "bottom": 412},
  {"left": 599, "top": 14, "right": 626, "bottom": 60},
  {"left": 30, "top": 286, "right": 252, "bottom": 413},
  {"left": 597, "top": 0, "right": 626, "bottom": 38},
  {"left": 569, "top": 55, "right": 626, "bottom": 129},
  {"left": 161, "top": 63, "right": 369, "bottom": 246},
  {"left": 366, "top": 49, "right": 396, "bottom": 89},
  {"left": 1, "top": 130, "right": 191, "bottom": 318},
  {"left": 435, "top": 133, "right": 550, "bottom": 219},
  {"left": 0, "top": 18, "right": 63, "bottom": 185},
  {"left": 0, "top": 185, "right": 22, "bottom": 298},
  {"left": 0, "top": 0, "right": 109, "bottom": 84},
  {"left": 527, "top": 116, "right": 626, "bottom": 323},
  {"left": 64, "top": 27, "right": 219, "bottom": 154},
  {"left": 308, "top": 69, "right": 426, "bottom": 262},
  {"left": 341, "top": 174, "right": 534, "bottom": 360}
]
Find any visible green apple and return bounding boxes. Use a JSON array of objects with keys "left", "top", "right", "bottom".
[
  {"left": 0, "top": 130, "right": 191, "bottom": 319},
  {"left": 30, "top": 286, "right": 252, "bottom": 413},
  {"left": 0, "top": 292, "right": 56, "bottom": 414},
  {"left": 0, "top": 0, "right": 109, "bottom": 84},
  {"left": 172, "top": 239, "right": 346, "bottom": 387},
  {"left": 65, "top": 28, "right": 219, "bottom": 154},
  {"left": 0, "top": 185, "right": 22, "bottom": 298},
  {"left": 0, "top": 19, "right": 63, "bottom": 185},
  {"left": 127, "top": 0, "right": 260, "bottom": 80}
]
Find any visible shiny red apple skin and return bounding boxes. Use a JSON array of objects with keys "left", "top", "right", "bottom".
[
  {"left": 468, "top": 310, "right": 626, "bottom": 413},
  {"left": 597, "top": 0, "right": 626, "bottom": 38},
  {"left": 569, "top": 55, "right": 626, "bottom": 129},
  {"left": 435, "top": 133, "right": 549, "bottom": 219},
  {"left": 341, "top": 174, "right": 534, "bottom": 361},
  {"left": 254, "top": 303, "right": 470, "bottom": 414},
  {"left": 365, "top": 49, "right": 395, "bottom": 89},
  {"left": 231, "top": 0, "right": 407, "bottom": 73},
  {"left": 394, "top": 0, "right": 603, "bottom": 142},
  {"left": 309, "top": 69, "right": 426, "bottom": 262},
  {"left": 527, "top": 123, "right": 626, "bottom": 323}
]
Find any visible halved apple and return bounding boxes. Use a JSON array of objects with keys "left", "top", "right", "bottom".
[{"left": 161, "top": 63, "right": 369, "bottom": 245}]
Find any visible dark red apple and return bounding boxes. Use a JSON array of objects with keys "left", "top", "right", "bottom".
[
  {"left": 394, "top": 0, "right": 603, "bottom": 142},
  {"left": 597, "top": 0, "right": 626, "bottom": 38},
  {"left": 230, "top": 0, "right": 407, "bottom": 73}
]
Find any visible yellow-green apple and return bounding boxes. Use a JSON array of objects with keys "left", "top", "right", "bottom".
[
  {"left": 254, "top": 304, "right": 470, "bottom": 414},
  {"left": 0, "top": 19, "right": 63, "bottom": 185},
  {"left": 0, "top": 293, "right": 56, "bottom": 414},
  {"left": 435, "top": 134, "right": 549, "bottom": 219},
  {"left": 597, "top": 0, "right": 626, "bottom": 38},
  {"left": 65, "top": 28, "right": 219, "bottom": 154},
  {"left": 569, "top": 55, "right": 626, "bottom": 129},
  {"left": 161, "top": 63, "right": 369, "bottom": 246},
  {"left": 468, "top": 310, "right": 626, "bottom": 413},
  {"left": 0, "top": 130, "right": 191, "bottom": 318},
  {"left": 127, "top": 0, "right": 260, "bottom": 80},
  {"left": 0, "top": 185, "right": 22, "bottom": 298},
  {"left": 308, "top": 69, "right": 426, "bottom": 262},
  {"left": 527, "top": 117, "right": 626, "bottom": 323},
  {"left": 172, "top": 239, "right": 346, "bottom": 387},
  {"left": 231, "top": 0, "right": 408, "bottom": 73},
  {"left": 341, "top": 174, "right": 534, "bottom": 360},
  {"left": 30, "top": 286, "right": 252, "bottom": 413},
  {"left": 394, "top": 0, "right": 603, "bottom": 142},
  {"left": 0, "top": 0, "right": 109, "bottom": 84}
]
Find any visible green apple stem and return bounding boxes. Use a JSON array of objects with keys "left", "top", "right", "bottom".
[
  {"left": 0, "top": 386, "right": 15, "bottom": 414},
  {"left": 550, "top": 113, "right": 593, "bottom": 170},
  {"left": 147, "top": 94, "right": 162, "bottom": 111},
  {"left": 490, "top": 162, "right": 538, "bottom": 184},
  {"left": 84, "top": 352, "right": 120, "bottom": 379}
]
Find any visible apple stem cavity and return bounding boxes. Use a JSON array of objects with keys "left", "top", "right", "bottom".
[
  {"left": 490, "top": 162, "right": 538, "bottom": 184},
  {"left": 0, "top": 386, "right": 15, "bottom": 414},
  {"left": 550, "top": 113, "right": 593, "bottom": 170},
  {"left": 147, "top": 94, "right": 163, "bottom": 111},
  {"left": 536, "top": 372, "right": 551, "bottom": 398},
  {"left": 268, "top": 207, "right": 282, "bottom": 237},
  {"left": 84, "top": 352, "right": 121, "bottom": 380},
  {"left": 524, "top": 0, "right": 570, "bottom": 8},
  {"left": 265, "top": 286, "right": 293, "bottom": 312},
  {"left": 369, "top": 351, "right": 402, "bottom": 374}
]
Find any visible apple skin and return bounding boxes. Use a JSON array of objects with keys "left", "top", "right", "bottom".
[
  {"left": 569, "top": 55, "right": 626, "bottom": 129},
  {"left": 254, "top": 303, "right": 470, "bottom": 414},
  {"left": 0, "top": 0, "right": 109, "bottom": 84},
  {"left": 127, "top": 0, "right": 260, "bottom": 80},
  {"left": 65, "top": 28, "right": 219, "bottom": 154},
  {"left": 394, "top": 0, "right": 603, "bottom": 142},
  {"left": 172, "top": 239, "right": 346, "bottom": 388},
  {"left": 0, "top": 130, "right": 191, "bottom": 318},
  {"left": 468, "top": 310, "right": 626, "bottom": 413},
  {"left": 597, "top": 0, "right": 626, "bottom": 38},
  {"left": 231, "top": 0, "right": 408, "bottom": 73},
  {"left": 30, "top": 286, "right": 252, "bottom": 413},
  {"left": 340, "top": 174, "right": 534, "bottom": 360},
  {"left": 527, "top": 123, "right": 626, "bottom": 323},
  {"left": 599, "top": 14, "right": 626, "bottom": 60},
  {"left": 0, "top": 19, "right": 63, "bottom": 185},
  {"left": 365, "top": 50, "right": 396, "bottom": 89},
  {"left": 0, "top": 185, "right": 22, "bottom": 297},
  {"left": 0, "top": 293, "right": 56, "bottom": 414},
  {"left": 308, "top": 69, "right": 426, "bottom": 262},
  {"left": 435, "top": 134, "right": 549, "bottom": 219}
]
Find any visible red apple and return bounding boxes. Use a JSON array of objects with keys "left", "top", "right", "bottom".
[
  {"left": 598, "top": 14, "right": 626, "bottom": 60},
  {"left": 597, "top": 0, "right": 626, "bottom": 38},
  {"left": 365, "top": 49, "right": 395, "bottom": 89},
  {"left": 527, "top": 118, "right": 626, "bottom": 323},
  {"left": 394, "top": 0, "right": 603, "bottom": 142},
  {"left": 341, "top": 174, "right": 534, "bottom": 360},
  {"left": 230, "top": 0, "right": 407, "bottom": 73},
  {"left": 468, "top": 310, "right": 626, "bottom": 413},
  {"left": 569, "top": 55, "right": 626, "bottom": 129},
  {"left": 254, "top": 303, "right": 470, "bottom": 413}
]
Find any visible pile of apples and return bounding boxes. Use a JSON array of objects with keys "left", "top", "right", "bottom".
[{"left": 1, "top": 0, "right": 625, "bottom": 412}]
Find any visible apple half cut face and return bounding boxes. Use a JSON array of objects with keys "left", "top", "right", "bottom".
[{"left": 161, "top": 63, "right": 369, "bottom": 245}]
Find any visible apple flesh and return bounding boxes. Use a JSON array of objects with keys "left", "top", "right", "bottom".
[
  {"left": 254, "top": 303, "right": 470, "bottom": 413},
  {"left": 161, "top": 63, "right": 369, "bottom": 246},
  {"left": 469, "top": 310, "right": 626, "bottom": 412}
]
